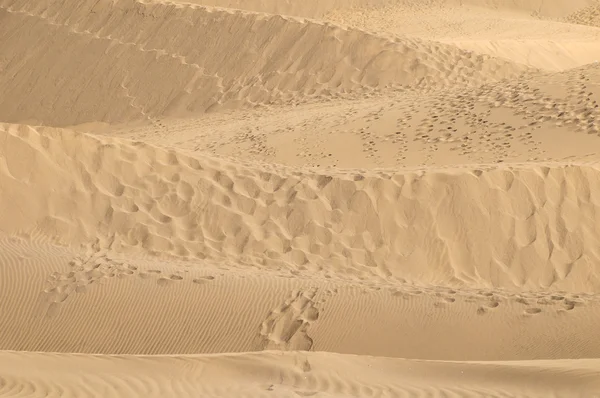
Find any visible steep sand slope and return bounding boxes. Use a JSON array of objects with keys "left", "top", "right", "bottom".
[
  {"left": 5, "top": 123, "right": 600, "bottom": 291},
  {"left": 181, "top": 0, "right": 600, "bottom": 69},
  {"left": 0, "top": 0, "right": 529, "bottom": 127}
]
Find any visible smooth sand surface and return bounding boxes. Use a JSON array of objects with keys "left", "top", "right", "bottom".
[{"left": 1, "top": 0, "right": 600, "bottom": 396}]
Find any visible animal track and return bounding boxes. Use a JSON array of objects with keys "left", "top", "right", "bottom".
[{"left": 260, "top": 288, "right": 320, "bottom": 351}]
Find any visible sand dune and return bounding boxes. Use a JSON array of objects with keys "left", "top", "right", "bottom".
[
  {"left": 1, "top": 351, "right": 599, "bottom": 397},
  {"left": 323, "top": 1, "right": 600, "bottom": 70},
  {"left": 109, "top": 63, "right": 600, "bottom": 168},
  {"left": 3, "top": 229, "right": 600, "bottom": 359},
  {"left": 1, "top": 0, "right": 600, "bottom": 396},
  {"left": 178, "top": 0, "right": 394, "bottom": 18},
  {"left": 4, "top": 123, "right": 600, "bottom": 361},
  {"left": 0, "top": 0, "right": 530, "bottom": 127},
  {"left": 179, "top": 0, "right": 598, "bottom": 19},
  {"left": 178, "top": 0, "right": 600, "bottom": 69},
  {"left": 5, "top": 123, "right": 600, "bottom": 291}
]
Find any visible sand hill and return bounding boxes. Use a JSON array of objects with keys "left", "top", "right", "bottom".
[{"left": 1, "top": 0, "right": 600, "bottom": 396}]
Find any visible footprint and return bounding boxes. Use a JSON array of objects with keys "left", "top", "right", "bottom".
[
  {"left": 295, "top": 391, "right": 318, "bottom": 397},
  {"left": 193, "top": 275, "right": 215, "bottom": 284},
  {"left": 169, "top": 275, "right": 183, "bottom": 281},
  {"left": 485, "top": 301, "right": 500, "bottom": 308},
  {"left": 392, "top": 290, "right": 409, "bottom": 299},
  {"left": 157, "top": 278, "right": 172, "bottom": 287},
  {"left": 75, "top": 285, "right": 88, "bottom": 294},
  {"left": 525, "top": 307, "right": 542, "bottom": 315},
  {"left": 515, "top": 297, "right": 529, "bottom": 305},
  {"left": 46, "top": 302, "right": 61, "bottom": 318},
  {"left": 444, "top": 297, "right": 456, "bottom": 303},
  {"left": 260, "top": 288, "right": 319, "bottom": 351}
]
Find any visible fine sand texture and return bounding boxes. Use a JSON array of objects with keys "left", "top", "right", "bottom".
[{"left": 1, "top": 0, "right": 600, "bottom": 396}]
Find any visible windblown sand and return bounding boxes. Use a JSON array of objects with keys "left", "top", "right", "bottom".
[{"left": 1, "top": 0, "right": 600, "bottom": 396}]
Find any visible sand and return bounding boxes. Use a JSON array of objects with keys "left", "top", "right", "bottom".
[{"left": 1, "top": 0, "right": 600, "bottom": 396}]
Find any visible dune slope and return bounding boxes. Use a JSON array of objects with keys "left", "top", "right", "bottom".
[
  {"left": 0, "top": 0, "right": 530, "bottom": 126},
  {"left": 5, "top": 123, "right": 600, "bottom": 291}
]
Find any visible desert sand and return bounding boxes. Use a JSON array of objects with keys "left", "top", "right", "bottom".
[{"left": 1, "top": 0, "right": 600, "bottom": 396}]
